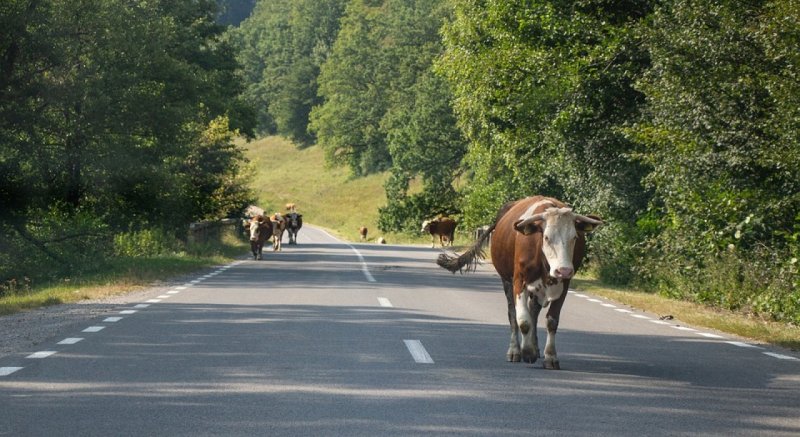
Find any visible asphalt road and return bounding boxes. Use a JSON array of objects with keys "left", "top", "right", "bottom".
[{"left": 1, "top": 225, "right": 798, "bottom": 436}]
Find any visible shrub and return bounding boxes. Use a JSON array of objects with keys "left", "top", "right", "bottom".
[{"left": 113, "top": 228, "right": 182, "bottom": 258}]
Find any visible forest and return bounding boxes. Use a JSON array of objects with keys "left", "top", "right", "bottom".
[{"left": 1, "top": 0, "right": 798, "bottom": 325}]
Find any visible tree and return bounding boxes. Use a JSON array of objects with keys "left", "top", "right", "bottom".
[
  {"left": 309, "top": 0, "right": 394, "bottom": 175},
  {"left": 627, "top": 0, "right": 799, "bottom": 318},
  {"left": 1, "top": 0, "right": 255, "bottom": 282},
  {"left": 233, "top": 0, "right": 346, "bottom": 143}
]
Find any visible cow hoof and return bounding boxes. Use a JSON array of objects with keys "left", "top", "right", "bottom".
[
  {"left": 521, "top": 348, "right": 539, "bottom": 364},
  {"left": 507, "top": 352, "right": 521, "bottom": 362},
  {"left": 543, "top": 357, "right": 560, "bottom": 370}
]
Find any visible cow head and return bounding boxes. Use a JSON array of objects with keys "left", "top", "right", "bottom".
[
  {"left": 249, "top": 220, "right": 261, "bottom": 241},
  {"left": 513, "top": 207, "right": 603, "bottom": 279},
  {"left": 421, "top": 219, "right": 432, "bottom": 233}
]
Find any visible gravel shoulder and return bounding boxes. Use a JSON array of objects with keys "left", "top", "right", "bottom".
[{"left": 0, "top": 273, "right": 202, "bottom": 359}]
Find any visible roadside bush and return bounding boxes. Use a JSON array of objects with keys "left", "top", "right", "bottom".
[
  {"left": 585, "top": 221, "right": 642, "bottom": 286},
  {"left": 0, "top": 207, "right": 113, "bottom": 293},
  {"left": 113, "top": 228, "right": 183, "bottom": 258}
]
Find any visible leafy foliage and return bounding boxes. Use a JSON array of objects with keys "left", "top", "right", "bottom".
[
  {"left": 1, "top": 0, "right": 254, "bottom": 285},
  {"left": 439, "top": 0, "right": 798, "bottom": 321},
  {"left": 234, "top": 0, "right": 347, "bottom": 144}
]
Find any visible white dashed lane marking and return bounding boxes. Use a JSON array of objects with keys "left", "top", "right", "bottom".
[
  {"left": 569, "top": 289, "right": 797, "bottom": 362},
  {"left": 404, "top": 340, "right": 434, "bottom": 364},
  {"left": 0, "top": 367, "right": 23, "bottom": 376},
  {"left": 377, "top": 297, "right": 393, "bottom": 307},
  {"left": 0, "top": 261, "right": 243, "bottom": 377},
  {"left": 27, "top": 351, "right": 57, "bottom": 359}
]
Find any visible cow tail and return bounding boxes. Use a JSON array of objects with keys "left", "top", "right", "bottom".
[{"left": 436, "top": 222, "right": 496, "bottom": 274}]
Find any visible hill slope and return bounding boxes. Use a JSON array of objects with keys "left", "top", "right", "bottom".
[{"left": 242, "top": 136, "right": 391, "bottom": 242}]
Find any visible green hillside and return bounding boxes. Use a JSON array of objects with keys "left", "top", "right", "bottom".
[{"left": 243, "top": 136, "right": 421, "bottom": 244}]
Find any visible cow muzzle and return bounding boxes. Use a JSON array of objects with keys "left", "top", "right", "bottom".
[{"left": 554, "top": 266, "right": 574, "bottom": 279}]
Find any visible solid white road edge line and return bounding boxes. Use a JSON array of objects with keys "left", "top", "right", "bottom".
[
  {"left": 726, "top": 341, "right": 762, "bottom": 349},
  {"left": 579, "top": 290, "right": 795, "bottom": 362},
  {"left": 763, "top": 352, "right": 798, "bottom": 360},
  {"left": 315, "top": 227, "right": 376, "bottom": 282},
  {"left": 404, "top": 340, "right": 434, "bottom": 364}
]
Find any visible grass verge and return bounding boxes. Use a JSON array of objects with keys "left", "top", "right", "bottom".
[
  {"left": 0, "top": 238, "right": 247, "bottom": 317},
  {"left": 572, "top": 277, "right": 800, "bottom": 351}
]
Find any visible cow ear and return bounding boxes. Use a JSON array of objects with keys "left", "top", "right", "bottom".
[
  {"left": 513, "top": 219, "right": 540, "bottom": 235},
  {"left": 576, "top": 214, "right": 603, "bottom": 234}
]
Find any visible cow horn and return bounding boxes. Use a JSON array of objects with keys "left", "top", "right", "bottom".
[
  {"left": 575, "top": 214, "right": 603, "bottom": 225},
  {"left": 513, "top": 213, "right": 544, "bottom": 235},
  {"left": 575, "top": 214, "right": 603, "bottom": 233}
]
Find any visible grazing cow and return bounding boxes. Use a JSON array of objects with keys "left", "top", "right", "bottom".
[
  {"left": 422, "top": 217, "right": 457, "bottom": 248},
  {"left": 270, "top": 213, "right": 287, "bottom": 251},
  {"left": 437, "top": 196, "right": 602, "bottom": 369},
  {"left": 285, "top": 204, "right": 303, "bottom": 245},
  {"left": 248, "top": 215, "right": 273, "bottom": 260},
  {"left": 359, "top": 226, "right": 368, "bottom": 241}
]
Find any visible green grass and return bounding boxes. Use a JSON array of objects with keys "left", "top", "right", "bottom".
[
  {"left": 0, "top": 234, "right": 248, "bottom": 316},
  {"left": 572, "top": 277, "right": 800, "bottom": 351}
]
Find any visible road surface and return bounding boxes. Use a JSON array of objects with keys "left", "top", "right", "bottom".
[{"left": 1, "top": 226, "right": 798, "bottom": 436}]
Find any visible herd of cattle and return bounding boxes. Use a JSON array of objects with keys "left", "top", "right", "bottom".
[
  {"left": 245, "top": 203, "right": 303, "bottom": 260},
  {"left": 246, "top": 196, "right": 602, "bottom": 370},
  {"left": 248, "top": 206, "right": 460, "bottom": 260}
]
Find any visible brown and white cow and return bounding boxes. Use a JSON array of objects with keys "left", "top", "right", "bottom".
[
  {"left": 437, "top": 196, "right": 602, "bottom": 369},
  {"left": 270, "top": 213, "right": 287, "bottom": 251},
  {"left": 421, "top": 217, "right": 457, "bottom": 248},
  {"left": 248, "top": 215, "right": 273, "bottom": 260}
]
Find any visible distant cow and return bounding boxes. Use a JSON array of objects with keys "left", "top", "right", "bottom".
[
  {"left": 437, "top": 196, "right": 602, "bottom": 369},
  {"left": 285, "top": 204, "right": 303, "bottom": 245},
  {"left": 248, "top": 215, "right": 273, "bottom": 260},
  {"left": 270, "top": 213, "right": 287, "bottom": 251},
  {"left": 421, "top": 217, "right": 457, "bottom": 248},
  {"left": 359, "top": 226, "right": 368, "bottom": 241}
]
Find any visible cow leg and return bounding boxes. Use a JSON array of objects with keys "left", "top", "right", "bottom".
[
  {"left": 542, "top": 283, "right": 568, "bottom": 370},
  {"left": 529, "top": 296, "right": 544, "bottom": 362},
  {"left": 514, "top": 282, "right": 539, "bottom": 364},
  {"left": 250, "top": 241, "right": 257, "bottom": 259},
  {"left": 257, "top": 243, "right": 263, "bottom": 260},
  {"left": 503, "top": 280, "right": 521, "bottom": 362}
]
